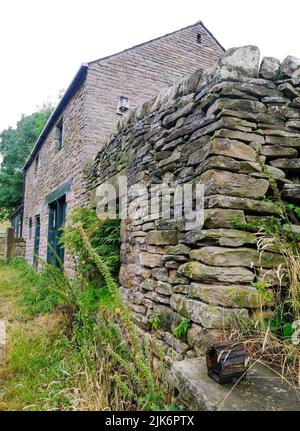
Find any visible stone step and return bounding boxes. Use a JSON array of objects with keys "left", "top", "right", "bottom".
[
  {"left": 169, "top": 357, "right": 300, "bottom": 411},
  {"left": 283, "top": 183, "right": 300, "bottom": 202}
]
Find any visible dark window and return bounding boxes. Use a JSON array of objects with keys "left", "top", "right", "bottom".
[
  {"left": 197, "top": 33, "right": 202, "bottom": 44},
  {"left": 33, "top": 215, "right": 40, "bottom": 267},
  {"left": 29, "top": 218, "right": 32, "bottom": 240},
  {"left": 55, "top": 116, "right": 64, "bottom": 150},
  {"left": 17, "top": 219, "right": 22, "bottom": 238},
  {"left": 116, "top": 96, "right": 129, "bottom": 115},
  {"left": 34, "top": 154, "right": 39, "bottom": 175}
]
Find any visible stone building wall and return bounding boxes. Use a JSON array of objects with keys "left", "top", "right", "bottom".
[
  {"left": 23, "top": 82, "right": 86, "bottom": 267},
  {"left": 82, "top": 22, "right": 224, "bottom": 165},
  {"left": 23, "top": 22, "right": 223, "bottom": 266},
  {"left": 83, "top": 46, "right": 300, "bottom": 361}
]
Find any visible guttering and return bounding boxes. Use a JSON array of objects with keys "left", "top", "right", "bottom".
[{"left": 23, "top": 63, "right": 88, "bottom": 171}]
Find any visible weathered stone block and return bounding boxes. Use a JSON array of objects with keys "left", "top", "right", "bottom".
[
  {"left": 213, "top": 129, "right": 265, "bottom": 144},
  {"left": 260, "top": 145, "right": 298, "bottom": 158},
  {"left": 207, "top": 98, "right": 266, "bottom": 117},
  {"left": 200, "top": 170, "right": 269, "bottom": 199},
  {"left": 173, "top": 284, "right": 190, "bottom": 294},
  {"left": 165, "top": 244, "right": 190, "bottom": 255},
  {"left": 190, "top": 246, "right": 284, "bottom": 269},
  {"left": 282, "top": 184, "right": 300, "bottom": 201},
  {"left": 286, "top": 120, "right": 300, "bottom": 129},
  {"left": 264, "top": 135, "right": 300, "bottom": 147},
  {"left": 206, "top": 195, "right": 281, "bottom": 215},
  {"left": 204, "top": 208, "right": 246, "bottom": 229},
  {"left": 162, "top": 331, "right": 190, "bottom": 354},
  {"left": 146, "top": 291, "right": 170, "bottom": 304},
  {"left": 146, "top": 230, "right": 179, "bottom": 245},
  {"left": 188, "top": 138, "right": 257, "bottom": 165},
  {"left": 120, "top": 264, "right": 151, "bottom": 288},
  {"left": 194, "top": 155, "right": 241, "bottom": 175},
  {"left": 279, "top": 55, "right": 300, "bottom": 78},
  {"left": 213, "top": 45, "right": 260, "bottom": 81},
  {"left": 156, "top": 281, "right": 173, "bottom": 295},
  {"left": 178, "top": 261, "right": 255, "bottom": 284},
  {"left": 140, "top": 252, "right": 164, "bottom": 268},
  {"left": 170, "top": 293, "right": 248, "bottom": 328},
  {"left": 187, "top": 325, "right": 222, "bottom": 352},
  {"left": 165, "top": 260, "right": 180, "bottom": 269},
  {"left": 152, "top": 267, "right": 169, "bottom": 281},
  {"left": 189, "top": 283, "right": 271, "bottom": 308},
  {"left": 181, "top": 228, "right": 257, "bottom": 247},
  {"left": 259, "top": 57, "right": 280, "bottom": 80},
  {"left": 278, "top": 83, "right": 300, "bottom": 100},
  {"left": 270, "top": 158, "right": 300, "bottom": 169},
  {"left": 162, "top": 103, "right": 194, "bottom": 128},
  {"left": 140, "top": 278, "right": 157, "bottom": 291}
]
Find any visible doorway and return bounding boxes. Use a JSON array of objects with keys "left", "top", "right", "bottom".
[{"left": 47, "top": 195, "right": 66, "bottom": 267}]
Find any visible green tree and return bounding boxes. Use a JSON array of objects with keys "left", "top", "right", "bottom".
[{"left": 0, "top": 104, "right": 53, "bottom": 220}]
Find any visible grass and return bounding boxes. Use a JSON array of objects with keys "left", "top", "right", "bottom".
[
  {"left": 0, "top": 213, "right": 174, "bottom": 411},
  {"left": 0, "top": 259, "right": 171, "bottom": 411},
  {"left": 0, "top": 260, "right": 71, "bottom": 410},
  {"left": 0, "top": 259, "right": 113, "bottom": 410}
]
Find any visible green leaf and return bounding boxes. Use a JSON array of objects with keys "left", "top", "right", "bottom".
[{"left": 283, "top": 323, "right": 293, "bottom": 338}]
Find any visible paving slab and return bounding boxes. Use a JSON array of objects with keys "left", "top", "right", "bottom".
[{"left": 169, "top": 357, "right": 300, "bottom": 411}]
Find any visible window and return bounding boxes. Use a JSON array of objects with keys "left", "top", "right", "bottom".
[
  {"left": 34, "top": 154, "right": 39, "bottom": 175},
  {"left": 55, "top": 116, "right": 64, "bottom": 150},
  {"left": 197, "top": 33, "right": 202, "bottom": 44},
  {"left": 29, "top": 218, "right": 32, "bottom": 240},
  {"left": 33, "top": 215, "right": 40, "bottom": 267},
  {"left": 116, "top": 96, "right": 129, "bottom": 115}
]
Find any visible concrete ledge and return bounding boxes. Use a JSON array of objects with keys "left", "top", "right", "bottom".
[{"left": 169, "top": 357, "right": 300, "bottom": 411}]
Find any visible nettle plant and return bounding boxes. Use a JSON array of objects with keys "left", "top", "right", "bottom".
[
  {"left": 230, "top": 163, "right": 300, "bottom": 384},
  {"left": 58, "top": 209, "right": 174, "bottom": 410},
  {"left": 232, "top": 164, "right": 300, "bottom": 342}
]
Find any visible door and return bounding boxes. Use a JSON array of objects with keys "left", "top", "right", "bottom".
[
  {"left": 47, "top": 196, "right": 66, "bottom": 267},
  {"left": 33, "top": 215, "right": 40, "bottom": 267}
]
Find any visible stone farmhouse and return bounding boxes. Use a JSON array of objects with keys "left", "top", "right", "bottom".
[{"left": 21, "top": 21, "right": 224, "bottom": 267}]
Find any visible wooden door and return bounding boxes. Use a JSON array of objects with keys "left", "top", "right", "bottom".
[{"left": 47, "top": 196, "right": 66, "bottom": 267}]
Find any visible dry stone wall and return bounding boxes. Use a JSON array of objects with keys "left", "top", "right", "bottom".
[
  {"left": 0, "top": 228, "right": 26, "bottom": 260},
  {"left": 0, "top": 235, "right": 5, "bottom": 260},
  {"left": 83, "top": 46, "right": 300, "bottom": 361},
  {"left": 14, "top": 239, "right": 26, "bottom": 259}
]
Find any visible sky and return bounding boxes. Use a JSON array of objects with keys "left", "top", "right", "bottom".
[{"left": 0, "top": 0, "right": 300, "bottom": 133}]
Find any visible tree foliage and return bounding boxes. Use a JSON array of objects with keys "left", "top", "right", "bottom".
[{"left": 0, "top": 104, "right": 53, "bottom": 220}]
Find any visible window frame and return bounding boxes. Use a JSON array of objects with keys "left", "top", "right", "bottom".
[
  {"left": 55, "top": 115, "right": 64, "bottom": 151},
  {"left": 29, "top": 217, "right": 32, "bottom": 240},
  {"left": 34, "top": 154, "right": 39, "bottom": 175}
]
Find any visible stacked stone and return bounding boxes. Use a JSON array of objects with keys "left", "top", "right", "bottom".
[
  {"left": 0, "top": 235, "right": 5, "bottom": 259},
  {"left": 83, "top": 46, "right": 300, "bottom": 361},
  {"left": 14, "top": 239, "right": 26, "bottom": 259}
]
